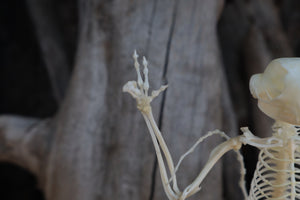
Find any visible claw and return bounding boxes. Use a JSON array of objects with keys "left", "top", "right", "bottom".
[
  {"left": 123, "top": 51, "right": 168, "bottom": 114},
  {"left": 143, "top": 56, "right": 149, "bottom": 93},
  {"left": 133, "top": 50, "right": 143, "bottom": 88},
  {"left": 151, "top": 85, "right": 168, "bottom": 99}
]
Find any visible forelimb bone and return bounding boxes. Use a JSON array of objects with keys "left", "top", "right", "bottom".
[
  {"left": 123, "top": 51, "right": 248, "bottom": 200},
  {"left": 179, "top": 136, "right": 246, "bottom": 199}
]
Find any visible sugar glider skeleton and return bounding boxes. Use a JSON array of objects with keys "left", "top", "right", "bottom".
[{"left": 123, "top": 51, "right": 300, "bottom": 200}]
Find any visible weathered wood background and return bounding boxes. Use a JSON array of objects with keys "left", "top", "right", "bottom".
[{"left": 0, "top": 0, "right": 299, "bottom": 199}]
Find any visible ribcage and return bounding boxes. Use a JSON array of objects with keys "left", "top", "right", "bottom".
[{"left": 248, "top": 143, "right": 300, "bottom": 200}]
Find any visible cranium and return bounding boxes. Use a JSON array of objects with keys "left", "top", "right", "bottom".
[{"left": 250, "top": 58, "right": 300, "bottom": 125}]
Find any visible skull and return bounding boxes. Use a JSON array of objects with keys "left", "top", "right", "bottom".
[{"left": 250, "top": 58, "right": 300, "bottom": 125}]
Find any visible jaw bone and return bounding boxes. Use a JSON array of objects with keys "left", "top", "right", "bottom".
[{"left": 250, "top": 58, "right": 300, "bottom": 125}]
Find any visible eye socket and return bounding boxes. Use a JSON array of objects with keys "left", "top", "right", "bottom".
[
  {"left": 250, "top": 59, "right": 287, "bottom": 102},
  {"left": 250, "top": 58, "right": 300, "bottom": 125}
]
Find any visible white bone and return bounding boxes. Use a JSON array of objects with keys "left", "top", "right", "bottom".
[
  {"left": 247, "top": 122, "right": 300, "bottom": 200},
  {"left": 124, "top": 51, "right": 248, "bottom": 200},
  {"left": 250, "top": 58, "right": 300, "bottom": 125},
  {"left": 124, "top": 53, "right": 300, "bottom": 200},
  {"left": 123, "top": 51, "right": 180, "bottom": 196}
]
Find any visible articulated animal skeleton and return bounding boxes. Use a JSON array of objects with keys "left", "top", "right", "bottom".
[{"left": 123, "top": 51, "right": 300, "bottom": 200}]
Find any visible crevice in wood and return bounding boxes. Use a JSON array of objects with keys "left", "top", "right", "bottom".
[
  {"left": 161, "top": 1, "right": 178, "bottom": 82},
  {"left": 148, "top": 157, "right": 158, "bottom": 200},
  {"left": 146, "top": 1, "right": 158, "bottom": 200},
  {"left": 149, "top": 1, "right": 178, "bottom": 200},
  {"left": 145, "top": 0, "right": 157, "bottom": 54}
]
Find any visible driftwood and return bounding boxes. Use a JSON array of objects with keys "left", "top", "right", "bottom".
[{"left": 1, "top": 0, "right": 299, "bottom": 199}]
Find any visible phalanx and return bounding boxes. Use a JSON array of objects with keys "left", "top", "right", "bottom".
[{"left": 123, "top": 51, "right": 300, "bottom": 200}]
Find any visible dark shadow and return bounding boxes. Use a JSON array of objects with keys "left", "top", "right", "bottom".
[
  {"left": 0, "top": 162, "right": 44, "bottom": 200},
  {"left": 0, "top": 2, "right": 52, "bottom": 199},
  {"left": 0, "top": 0, "right": 57, "bottom": 117}
]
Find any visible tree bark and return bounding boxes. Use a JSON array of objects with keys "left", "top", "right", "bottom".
[
  {"left": 1, "top": 0, "right": 298, "bottom": 199},
  {"left": 26, "top": 0, "right": 71, "bottom": 103},
  {"left": 218, "top": 0, "right": 297, "bottom": 190},
  {"left": 1, "top": 0, "right": 240, "bottom": 199}
]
